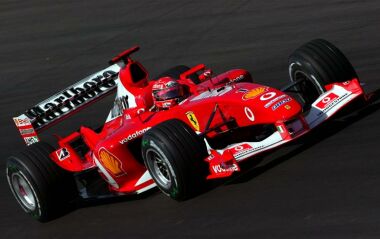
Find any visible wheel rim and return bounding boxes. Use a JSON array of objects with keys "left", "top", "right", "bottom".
[
  {"left": 146, "top": 149, "right": 172, "bottom": 190},
  {"left": 294, "top": 70, "right": 325, "bottom": 94},
  {"left": 10, "top": 172, "right": 36, "bottom": 211},
  {"left": 292, "top": 70, "right": 325, "bottom": 109}
]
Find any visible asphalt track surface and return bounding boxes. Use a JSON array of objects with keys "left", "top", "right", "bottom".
[{"left": 1, "top": 0, "right": 380, "bottom": 238}]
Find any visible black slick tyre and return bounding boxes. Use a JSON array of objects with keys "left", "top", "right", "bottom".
[
  {"left": 288, "top": 39, "right": 358, "bottom": 108},
  {"left": 141, "top": 119, "right": 207, "bottom": 200},
  {"left": 6, "top": 142, "right": 77, "bottom": 222}
]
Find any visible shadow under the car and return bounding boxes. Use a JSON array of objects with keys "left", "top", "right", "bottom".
[{"left": 75, "top": 187, "right": 161, "bottom": 209}]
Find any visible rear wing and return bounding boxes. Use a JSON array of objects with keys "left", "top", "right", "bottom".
[{"left": 13, "top": 46, "right": 139, "bottom": 145}]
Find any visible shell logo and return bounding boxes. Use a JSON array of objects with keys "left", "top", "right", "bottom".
[
  {"left": 98, "top": 148, "right": 126, "bottom": 177},
  {"left": 242, "top": 87, "right": 267, "bottom": 100}
]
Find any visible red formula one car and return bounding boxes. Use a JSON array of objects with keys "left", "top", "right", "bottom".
[{"left": 7, "top": 39, "right": 372, "bottom": 221}]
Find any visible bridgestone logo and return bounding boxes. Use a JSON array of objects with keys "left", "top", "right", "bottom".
[{"left": 119, "top": 127, "right": 151, "bottom": 144}]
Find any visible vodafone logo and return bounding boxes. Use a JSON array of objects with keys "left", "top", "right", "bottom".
[
  {"left": 119, "top": 127, "right": 151, "bottom": 144},
  {"left": 234, "top": 145, "right": 244, "bottom": 151},
  {"left": 229, "top": 143, "right": 253, "bottom": 155},
  {"left": 316, "top": 93, "right": 339, "bottom": 109},
  {"left": 212, "top": 164, "right": 239, "bottom": 173},
  {"left": 244, "top": 107, "right": 255, "bottom": 122},
  {"left": 322, "top": 97, "right": 331, "bottom": 103},
  {"left": 260, "top": 92, "right": 276, "bottom": 101}
]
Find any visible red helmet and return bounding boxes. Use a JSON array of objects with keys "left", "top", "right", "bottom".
[{"left": 152, "top": 77, "right": 185, "bottom": 109}]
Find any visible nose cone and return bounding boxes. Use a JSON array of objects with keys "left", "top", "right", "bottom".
[
  {"left": 267, "top": 95, "right": 302, "bottom": 120},
  {"left": 242, "top": 87, "right": 302, "bottom": 123}
]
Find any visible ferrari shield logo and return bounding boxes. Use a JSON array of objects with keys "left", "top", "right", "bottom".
[
  {"left": 98, "top": 148, "right": 126, "bottom": 177},
  {"left": 186, "top": 111, "right": 200, "bottom": 131}
]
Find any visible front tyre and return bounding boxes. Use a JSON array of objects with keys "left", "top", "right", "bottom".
[
  {"left": 6, "top": 142, "right": 77, "bottom": 221},
  {"left": 141, "top": 119, "right": 207, "bottom": 200},
  {"left": 288, "top": 39, "right": 358, "bottom": 109}
]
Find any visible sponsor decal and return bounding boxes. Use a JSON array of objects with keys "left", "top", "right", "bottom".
[
  {"left": 316, "top": 92, "right": 349, "bottom": 115},
  {"left": 24, "top": 70, "right": 119, "bottom": 130},
  {"left": 236, "top": 88, "right": 248, "bottom": 93},
  {"left": 212, "top": 163, "right": 239, "bottom": 174},
  {"left": 316, "top": 93, "right": 339, "bottom": 109},
  {"left": 98, "top": 148, "right": 126, "bottom": 177},
  {"left": 24, "top": 136, "right": 39, "bottom": 145},
  {"left": 232, "top": 144, "right": 251, "bottom": 151},
  {"left": 19, "top": 128, "right": 35, "bottom": 135},
  {"left": 13, "top": 117, "right": 31, "bottom": 127},
  {"left": 230, "top": 143, "right": 253, "bottom": 157},
  {"left": 56, "top": 148, "right": 70, "bottom": 161},
  {"left": 284, "top": 105, "right": 291, "bottom": 110},
  {"left": 205, "top": 153, "right": 215, "bottom": 162},
  {"left": 229, "top": 74, "right": 244, "bottom": 84},
  {"left": 232, "top": 144, "right": 265, "bottom": 159},
  {"left": 244, "top": 107, "right": 255, "bottom": 122},
  {"left": 260, "top": 92, "right": 276, "bottom": 101},
  {"left": 119, "top": 127, "right": 151, "bottom": 144},
  {"left": 264, "top": 95, "right": 286, "bottom": 108},
  {"left": 186, "top": 111, "right": 200, "bottom": 131},
  {"left": 242, "top": 87, "right": 267, "bottom": 100},
  {"left": 271, "top": 97, "right": 292, "bottom": 111}
]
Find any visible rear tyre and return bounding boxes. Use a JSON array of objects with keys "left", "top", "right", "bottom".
[
  {"left": 288, "top": 39, "right": 358, "bottom": 109},
  {"left": 141, "top": 119, "right": 208, "bottom": 200},
  {"left": 156, "top": 65, "right": 200, "bottom": 84},
  {"left": 6, "top": 142, "right": 77, "bottom": 221}
]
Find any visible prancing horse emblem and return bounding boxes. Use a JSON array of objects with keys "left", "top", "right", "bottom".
[{"left": 186, "top": 111, "right": 200, "bottom": 131}]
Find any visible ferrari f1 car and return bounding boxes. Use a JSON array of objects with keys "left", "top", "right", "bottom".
[{"left": 7, "top": 39, "right": 372, "bottom": 221}]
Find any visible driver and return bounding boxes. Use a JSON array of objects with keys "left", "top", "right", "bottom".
[{"left": 152, "top": 77, "right": 188, "bottom": 110}]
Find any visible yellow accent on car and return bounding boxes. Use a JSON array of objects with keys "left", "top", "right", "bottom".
[
  {"left": 99, "top": 149, "right": 126, "bottom": 177},
  {"left": 242, "top": 87, "right": 267, "bottom": 100},
  {"left": 186, "top": 111, "right": 200, "bottom": 131}
]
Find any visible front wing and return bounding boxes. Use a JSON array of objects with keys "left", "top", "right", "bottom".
[{"left": 205, "top": 79, "right": 365, "bottom": 179}]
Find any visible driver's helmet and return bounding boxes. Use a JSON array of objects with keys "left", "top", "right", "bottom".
[{"left": 152, "top": 77, "right": 185, "bottom": 109}]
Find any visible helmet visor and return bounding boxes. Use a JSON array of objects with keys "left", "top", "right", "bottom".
[{"left": 153, "top": 87, "right": 182, "bottom": 101}]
